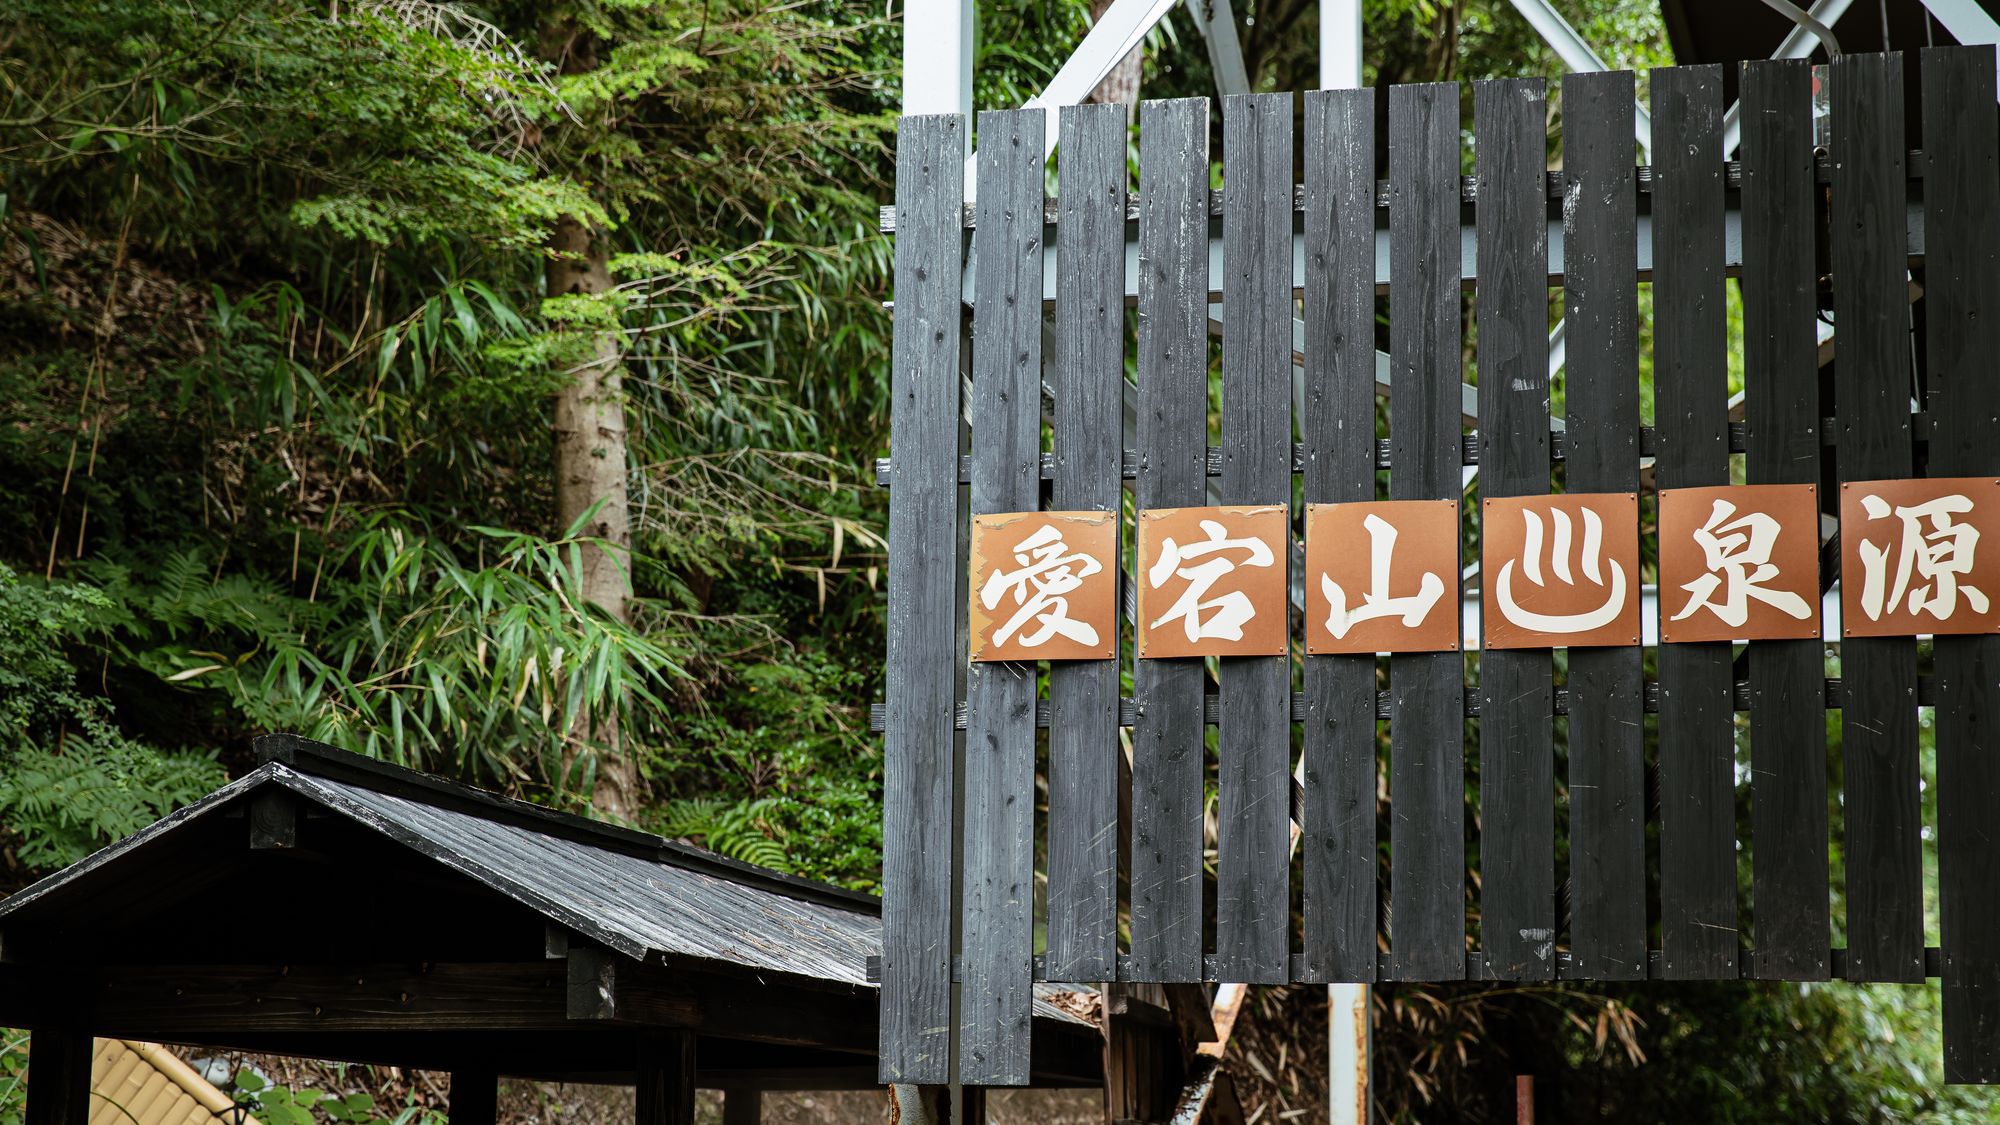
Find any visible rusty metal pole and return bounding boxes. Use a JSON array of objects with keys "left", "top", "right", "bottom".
[{"left": 1328, "top": 983, "right": 1370, "bottom": 1124}]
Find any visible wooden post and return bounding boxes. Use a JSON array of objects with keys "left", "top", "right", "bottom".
[
  {"left": 635, "top": 1030, "right": 695, "bottom": 1125},
  {"left": 449, "top": 1069, "right": 498, "bottom": 1125},
  {"left": 722, "top": 1089, "right": 760, "bottom": 1125},
  {"left": 23, "top": 1028, "right": 91, "bottom": 1125},
  {"left": 1514, "top": 1075, "right": 1534, "bottom": 1124}
]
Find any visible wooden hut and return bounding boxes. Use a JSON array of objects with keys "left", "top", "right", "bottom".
[{"left": 0, "top": 736, "right": 1117, "bottom": 1123}]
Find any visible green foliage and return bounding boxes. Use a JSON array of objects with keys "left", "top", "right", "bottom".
[
  {"left": 0, "top": 1029, "right": 23, "bottom": 1125},
  {"left": 232, "top": 1067, "right": 445, "bottom": 1125},
  {"left": 0, "top": 564, "right": 226, "bottom": 870}
]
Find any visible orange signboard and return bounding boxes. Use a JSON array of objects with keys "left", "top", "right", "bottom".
[
  {"left": 1136, "top": 505, "right": 1289, "bottom": 658},
  {"left": 968, "top": 510, "right": 1118, "bottom": 662},
  {"left": 1304, "top": 500, "right": 1460, "bottom": 654},
  {"left": 1839, "top": 477, "right": 2000, "bottom": 638},
  {"left": 1480, "top": 492, "right": 1641, "bottom": 650},
  {"left": 1657, "top": 484, "right": 1822, "bottom": 643}
]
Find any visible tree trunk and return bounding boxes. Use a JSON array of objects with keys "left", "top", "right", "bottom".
[
  {"left": 1087, "top": 0, "right": 1144, "bottom": 118},
  {"left": 547, "top": 213, "right": 639, "bottom": 822}
]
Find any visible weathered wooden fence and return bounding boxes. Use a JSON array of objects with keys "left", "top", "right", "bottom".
[{"left": 877, "top": 47, "right": 2000, "bottom": 1087}]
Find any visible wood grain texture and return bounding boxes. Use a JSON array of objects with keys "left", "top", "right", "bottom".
[
  {"left": 1301, "top": 86, "right": 1380, "bottom": 983},
  {"left": 1829, "top": 52, "right": 1923, "bottom": 984},
  {"left": 1045, "top": 101, "right": 1125, "bottom": 984},
  {"left": 960, "top": 107, "right": 1044, "bottom": 1084},
  {"left": 635, "top": 1030, "right": 697, "bottom": 1125},
  {"left": 1650, "top": 64, "right": 1739, "bottom": 980},
  {"left": 1215, "top": 92, "right": 1294, "bottom": 984},
  {"left": 1559, "top": 69, "right": 1647, "bottom": 981},
  {"left": 1387, "top": 82, "right": 1467, "bottom": 981},
  {"left": 1921, "top": 44, "right": 2000, "bottom": 1081},
  {"left": 1473, "top": 77, "right": 1554, "bottom": 981},
  {"left": 881, "top": 112, "right": 964, "bottom": 1082},
  {"left": 1129, "top": 98, "right": 1211, "bottom": 983},
  {"left": 1738, "top": 57, "right": 1830, "bottom": 982}
]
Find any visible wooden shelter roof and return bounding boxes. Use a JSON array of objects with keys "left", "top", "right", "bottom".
[{"left": 0, "top": 736, "right": 1103, "bottom": 1090}]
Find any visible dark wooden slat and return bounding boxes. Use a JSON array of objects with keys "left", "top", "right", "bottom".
[
  {"left": 1301, "top": 86, "right": 1380, "bottom": 984},
  {"left": 1474, "top": 77, "right": 1555, "bottom": 981},
  {"left": 869, "top": 676, "right": 1929, "bottom": 733},
  {"left": 1128, "top": 98, "right": 1211, "bottom": 983},
  {"left": 876, "top": 152, "right": 1931, "bottom": 232},
  {"left": 874, "top": 417, "right": 1928, "bottom": 485},
  {"left": 1214, "top": 91, "right": 1294, "bottom": 984},
  {"left": 22, "top": 1027, "right": 90, "bottom": 1125},
  {"left": 1739, "top": 57, "right": 1831, "bottom": 982},
  {"left": 960, "top": 107, "right": 1044, "bottom": 1085},
  {"left": 1830, "top": 51, "right": 1924, "bottom": 984},
  {"left": 635, "top": 1030, "right": 697, "bottom": 1125},
  {"left": 1045, "top": 101, "right": 1125, "bottom": 985},
  {"left": 1651, "top": 63, "right": 1740, "bottom": 980},
  {"left": 880, "top": 112, "right": 963, "bottom": 1084},
  {"left": 1560, "top": 69, "right": 1647, "bottom": 981},
  {"left": 451, "top": 1070, "right": 500, "bottom": 1125},
  {"left": 1387, "top": 82, "right": 1467, "bottom": 981},
  {"left": 724, "top": 1092, "right": 762, "bottom": 1125},
  {"left": 1922, "top": 43, "right": 2000, "bottom": 1082}
]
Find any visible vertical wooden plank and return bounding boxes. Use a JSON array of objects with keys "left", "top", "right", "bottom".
[
  {"left": 450, "top": 1070, "right": 499, "bottom": 1125},
  {"left": 1301, "top": 87, "right": 1380, "bottom": 984},
  {"left": 634, "top": 1030, "right": 696, "bottom": 1125},
  {"left": 1922, "top": 43, "right": 2000, "bottom": 1081},
  {"left": 881, "top": 112, "right": 964, "bottom": 1084},
  {"left": 1215, "top": 91, "right": 1294, "bottom": 984},
  {"left": 23, "top": 1028, "right": 91, "bottom": 1125},
  {"left": 1651, "top": 63, "right": 1739, "bottom": 980},
  {"left": 1387, "top": 82, "right": 1467, "bottom": 981},
  {"left": 1560, "top": 69, "right": 1647, "bottom": 981},
  {"left": 960, "top": 107, "right": 1044, "bottom": 1084},
  {"left": 1830, "top": 51, "right": 1924, "bottom": 984},
  {"left": 1129, "top": 97, "right": 1211, "bottom": 984},
  {"left": 1739, "top": 57, "right": 1830, "bottom": 982},
  {"left": 1473, "top": 77, "right": 1554, "bottom": 981},
  {"left": 1045, "top": 101, "right": 1126, "bottom": 985}
]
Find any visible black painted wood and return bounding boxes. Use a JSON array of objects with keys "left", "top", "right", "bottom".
[
  {"left": 451, "top": 1070, "right": 500, "bottom": 1125},
  {"left": 1301, "top": 86, "right": 1380, "bottom": 984},
  {"left": 1474, "top": 77, "right": 1555, "bottom": 981},
  {"left": 1560, "top": 68, "right": 1647, "bottom": 981},
  {"left": 22, "top": 1027, "right": 89, "bottom": 1125},
  {"left": 1651, "top": 63, "right": 1740, "bottom": 980},
  {"left": 1739, "top": 57, "right": 1831, "bottom": 982},
  {"left": 1387, "top": 82, "right": 1467, "bottom": 981},
  {"left": 1921, "top": 43, "right": 2000, "bottom": 1082},
  {"left": 881, "top": 112, "right": 964, "bottom": 1084},
  {"left": 1215, "top": 91, "right": 1294, "bottom": 984},
  {"left": 1046, "top": 101, "right": 1125, "bottom": 985},
  {"left": 961, "top": 107, "right": 1044, "bottom": 1085},
  {"left": 1129, "top": 97, "right": 1211, "bottom": 984},
  {"left": 249, "top": 787, "right": 298, "bottom": 851},
  {"left": 1830, "top": 51, "right": 1924, "bottom": 984},
  {"left": 635, "top": 1030, "right": 697, "bottom": 1125}
]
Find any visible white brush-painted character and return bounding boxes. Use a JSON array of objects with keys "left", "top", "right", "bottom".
[
  {"left": 1148, "top": 519, "right": 1276, "bottom": 643},
  {"left": 1671, "top": 499, "right": 1813, "bottom": 628},
  {"left": 981, "top": 523, "right": 1104, "bottom": 647},
  {"left": 1321, "top": 513, "right": 1446, "bottom": 639},
  {"left": 1856, "top": 492, "right": 1989, "bottom": 622}
]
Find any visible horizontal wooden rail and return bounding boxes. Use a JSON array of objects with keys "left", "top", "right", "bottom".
[
  {"left": 873, "top": 415, "right": 1932, "bottom": 485},
  {"left": 878, "top": 151, "right": 1932, "bottom": 233},
  {"left": 868, "top": 676, "right": 1934, "bottom": 732}
]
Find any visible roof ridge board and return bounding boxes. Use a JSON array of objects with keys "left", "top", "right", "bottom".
[
  {"left": 253, "top": 734, "right": 880, "bottom": 915},
  {"left": 0, "top": 764, "right": 280, "bottom": 920}
]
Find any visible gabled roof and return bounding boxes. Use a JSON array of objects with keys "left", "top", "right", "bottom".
[{"left": 0, "top": 735, "right": 880, "bottom": 989}]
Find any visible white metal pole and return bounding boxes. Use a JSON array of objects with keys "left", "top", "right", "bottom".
[
  {"left": 1329, "top": 983, "right": 1371, "bottom": 1125},
  {"left": 1319, "top": 0, "right": 1364, "bottom": 90},
  {"left": 901, "top": 0, "right": 975, "bottom": 124}
]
